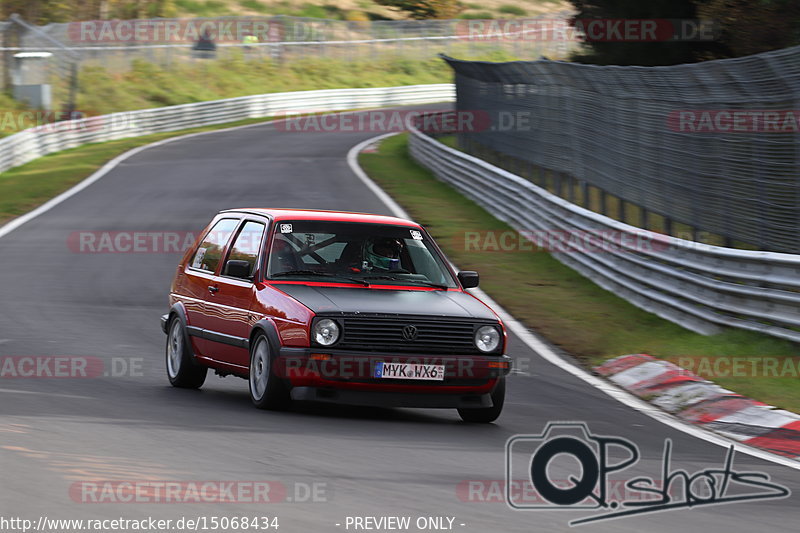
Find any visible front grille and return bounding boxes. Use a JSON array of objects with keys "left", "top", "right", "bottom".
[{"left": 333, "top": 316, "right": 492, "bottom": 354}]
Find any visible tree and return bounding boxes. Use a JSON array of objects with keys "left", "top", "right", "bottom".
[
  {"left": 0, "top": 0, "right": 73, "bottom": 23},
  {"left": 1, "top": 0, "right": 178, "bottom": 23},
  {"left": 696, "top": 0, "right": 800, "bottom": 59},
  {"left": 375, "top": 0, "right": 463, "bottom": 20},
  {"left": 567, "top": 0, "right": 800, "bottom": 65},
  {"left": 567, "top": 0, "right": 724, "bottom": 65}
]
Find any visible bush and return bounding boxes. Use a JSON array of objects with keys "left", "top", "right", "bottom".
[
  {"left": 237, "top": 0, "right": 270, "bottom": 13},
  {"left": 498, "top": 5, "right": 527, "bottom": 16},
  {"left": 459, "top": 11, "right": 494, "bottom": 19}
]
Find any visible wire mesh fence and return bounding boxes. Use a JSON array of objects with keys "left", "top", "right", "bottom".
[
  {"left": 443, "top": 50, "right": 800, "bottom": 254},
  {"left": 0, "top": 14, "right": 576, "bottom": 77}
]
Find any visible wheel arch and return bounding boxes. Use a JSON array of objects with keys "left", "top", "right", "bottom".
[
  {"left": 249, "top": 318, "right": 282, "bottom": 354},
  {"left": 166, "top": 302, "right": 200, "bottom": 362}
]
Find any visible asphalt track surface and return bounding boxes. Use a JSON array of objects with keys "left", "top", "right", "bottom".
[{"left": 0, "top": 106, "right": 797, "bottom": 533}]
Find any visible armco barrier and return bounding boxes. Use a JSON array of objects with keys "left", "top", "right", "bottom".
[
  {"left": 0, "top": 84, "right": 455, "bottom": 174},
  {"left": 408, "top": 114, "right": 800, "bottom": 343}
]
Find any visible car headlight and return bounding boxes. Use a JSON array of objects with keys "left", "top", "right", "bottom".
[
  {"left": 314, "top": 319, "right": 340, "bottom": 346},
  {"left": 475, "top": 325, "right": 501, "bottom": 353}
]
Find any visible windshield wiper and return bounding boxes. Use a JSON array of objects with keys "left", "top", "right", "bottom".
[
  {"left": 271, "top": 270, "right": 370, "bottom": 286},
  {"left": 363, "top": 275, "right": 449, "bottom": 290}
]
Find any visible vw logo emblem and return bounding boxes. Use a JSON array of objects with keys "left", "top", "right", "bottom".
[{"left": 401, "top": 325, "right": 418, "bottom": 341}]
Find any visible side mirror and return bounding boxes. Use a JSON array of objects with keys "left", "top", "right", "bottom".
[
  {"left": 225, "top": 260, "right": 252, "bottom": 279},
  {"left": 457, "top": 271, "right": 479, "bottom": 289}
]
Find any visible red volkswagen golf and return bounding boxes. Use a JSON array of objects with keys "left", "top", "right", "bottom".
[{"left": 161, "top": 209, "right": 511, "bottom": 422}]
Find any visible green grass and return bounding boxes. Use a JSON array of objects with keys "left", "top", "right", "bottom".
[
  {"left": 174, "top": 0, "right": 235, "bottom": 17},
  {"left": 0, "top": 92, "right": 32, "bottom": 137},
  {"left": 459, "top": 12, "right": 495, "bottom": 19},
  {"left": 2, "top": 57, "right": 449, "bottom": 137},
  {"left": 237, "top": 0, "right": 270, "bottom": 13},
  {"left": 498, "top": 5, "right": 527, "bottom": 16},
  {"left": 1, "top": 51, "right": 519, "bottom": 138},
  {"left": 68, "top": 56, "right": 455, "bottom": 116},
  {"left": 37, "top": 51, "right": 516, "bottom": 123},
  {"left": 359, "top": 134, "right": 800, "bottom": 412}
]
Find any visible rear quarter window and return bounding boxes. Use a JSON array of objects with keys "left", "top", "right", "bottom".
[{"left": 190, "top": 218, "right": 239, "bottom": 273}]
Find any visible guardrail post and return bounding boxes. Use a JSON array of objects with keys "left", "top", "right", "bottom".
[
  {"left": 579, "top": 180, "right": 588, "bottom": 208},
  {"left": 599, "top": 188, "right": 607, "bottom": 216},
  {"left": 663, "top": 216, "right": 672, "bottom": 237}
]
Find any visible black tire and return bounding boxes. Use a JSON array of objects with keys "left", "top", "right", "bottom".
[
  {"left": 458, "top": 377, "right": 505, "bottom": 423},
  {"left": 249, "top": 333, "right": 291, "bottom": 410},
  {"left": 166, "top": 316, "right": 207, "bottom": 389}
]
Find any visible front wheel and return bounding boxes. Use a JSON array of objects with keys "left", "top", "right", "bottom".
[
  {"left": 249, "top": 333, "right": 291, "bottom": 410},
  {"left": 458, "top": 377, "right": 505, "bottom": 423},
  {"left": 166, "top": 317, "right": 207, "bottom": 389}
]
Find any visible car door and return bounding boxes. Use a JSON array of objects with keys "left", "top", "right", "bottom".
[
  {"left": 182, "top": 216, "right": 241, "bottom": 359},
  {"left": 203, "top": 218, "right": 269, "bottom": 369}
]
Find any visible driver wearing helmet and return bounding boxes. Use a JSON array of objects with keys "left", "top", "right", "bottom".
[{"left": 363, "top": 237, "right": 403, "bottom": 271}]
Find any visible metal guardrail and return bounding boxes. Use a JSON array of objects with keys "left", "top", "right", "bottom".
[
  {"left": 408, "top": 114, "right": 800, "bottom": 343},
  {"left": 0, "top": 84, "right": 455, "bottom": 174}
]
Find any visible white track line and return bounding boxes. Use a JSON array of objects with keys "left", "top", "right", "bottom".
[
  {"left": 347, "top": 133, "right": 800, "bottom": 471},
  {"left": 0, "top": 119, "right": 282, "bottom": 241}
]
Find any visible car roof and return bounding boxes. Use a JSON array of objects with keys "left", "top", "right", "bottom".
[{"left": 219, "top": 208, "right": 420, "bottom": 227}]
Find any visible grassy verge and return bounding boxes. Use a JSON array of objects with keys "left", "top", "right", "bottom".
[
  {"left": 42, "top": 51, "right": 515, "bottom": 124},
  {"left": 359, "top": 134, "right": 800, "bottom": 412},
  {"left": 69, "top": 55, "right": 463, "bottom": 116},
  {"left": 0, "top": 116, "right": 278, "bottom": 225},
  {"left": 2, "top": 52, "right": 516, "bottom": 138}
]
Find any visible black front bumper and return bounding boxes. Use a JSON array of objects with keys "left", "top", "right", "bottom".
[{"left": 290, "top": 386, "right": 494, "bottom": 408}]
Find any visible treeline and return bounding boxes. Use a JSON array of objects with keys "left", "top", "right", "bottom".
[
  {"left": 1, "top": 1, "right": 464, "bottom": 23},
  {"left": 568, "top": 0, "right": 800, "bottom": 65},
  {"left": 3, "top": 0, "right": 799, "bottom": 64}
]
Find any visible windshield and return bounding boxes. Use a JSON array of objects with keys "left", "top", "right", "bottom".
[{"left": 266, "top": 220, "right": 457, "bottom": 289}]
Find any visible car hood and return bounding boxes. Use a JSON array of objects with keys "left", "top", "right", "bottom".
[{"left": 273, "top": 284, "right": 497, "bottom": 320}]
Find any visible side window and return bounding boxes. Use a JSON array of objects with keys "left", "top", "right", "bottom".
[
  {"left": 406, "top": 239, "right": 447, "bottom": 284},
  {"left": 190, "top": 218, "right": 239, "bottom": 273},
  {"left": 224, "top": 221, "right": 266, "bottom": 278}
]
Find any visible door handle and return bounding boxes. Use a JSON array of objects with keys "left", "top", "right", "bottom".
[{"left": 208, "top": 285, "right": 219, "bottom": 294}]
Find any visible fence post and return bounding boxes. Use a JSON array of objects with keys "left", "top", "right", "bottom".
[
  {"left": 599, "top": 188, "right": 607, "bottom": 216},
  {"left": 2, "top": 20, "right": 22, "bottom": 90}
]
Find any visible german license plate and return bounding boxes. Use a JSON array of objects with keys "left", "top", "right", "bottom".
[{"left": 374, "top": 362, "right": 445, "bottom": 381}]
